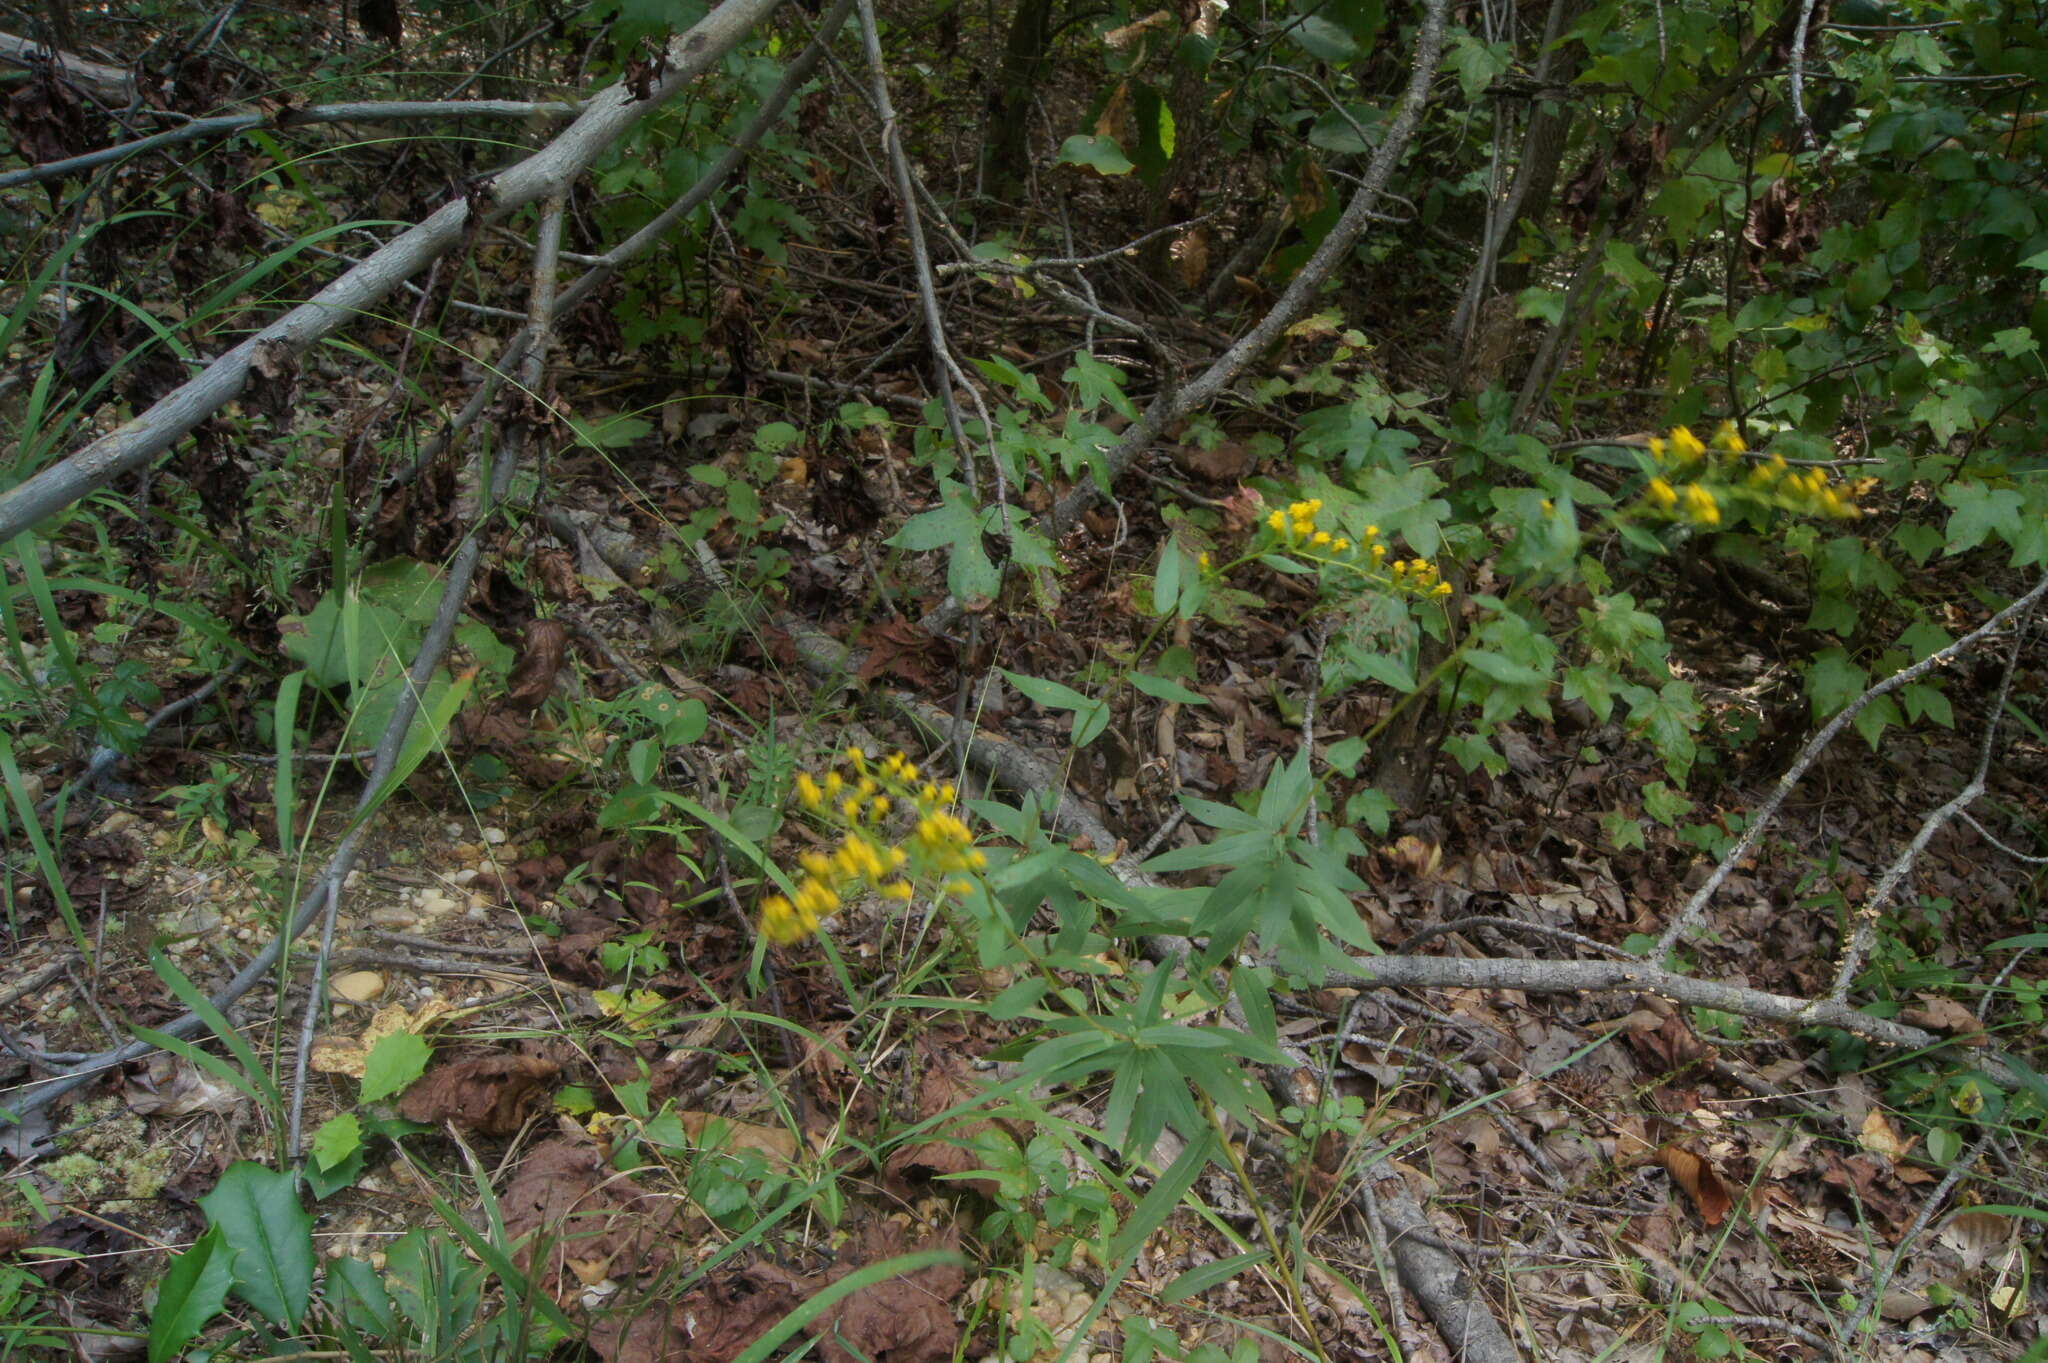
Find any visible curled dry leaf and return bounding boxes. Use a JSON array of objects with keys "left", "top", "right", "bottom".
[
  {"left": 309, "top": 998, "right": 456, "bottom": 1077},
  {"left": 1857, "top": 1107, "right": 1915, "bottom": 1162},
  {"left": 397, "top": 1053, "right": 560, "bottom": 1136},
  {"left": 882, "top": 1052, "right": 1005, "bottom": 1199},
  {"left": 500, "top": 1137, "right": 695, "bottom": 1300},
  {"left": 1899, "top": 994, "right": 1984, "bottom": 1042},
  {"left": 1653, "top": 1144, "right": 1732, "bottom": 1226},
  {"left": 506, "top": 618, "right": 571, "bottom": 712},
  {"left": 124, "top": 1055, "right": 244, "bottom": 1117},
  {"left": 803, "top": 1219, "right": 966, "bottom": 1363},
  {"left": 586, "top": 1265, "right": 803, "bottom": 1363},
  {"left": 675, "top": 1110, "right": 800, "bottom": 1166}
]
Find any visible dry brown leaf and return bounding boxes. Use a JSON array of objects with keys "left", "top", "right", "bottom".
[
  {"left": 806, "top": 1220, "right": 966, "bottom": 1363},
  {"left": 1654, "top": 1144, "right": 1732, "bottom": 1225},
  {"left": 125, "top": 1055, "right": 243, "bottom": 1117},
  {"left": 398, "top": 1053, "right": 560, "bottom": 1135},
  {"left": 677, "top": 1111, "right": 799, "bottom": 1165},
  {"left": 1937, "top": 1209, "right": 2013, "bottom": 1271},
  {"left": 1168, "top": 438, "right": 1251, "bottom": 483},
  {"left": 505, "top": 618, "right": 569, "bottom": 713},
  {"left": 1858, "top": 1108, "right": 1915, "bottom": 1162},
  {"left": 1900, "top": 994, "right": 1984, "bottom": 1042}
]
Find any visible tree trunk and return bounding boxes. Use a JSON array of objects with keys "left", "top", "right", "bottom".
[
  {"left": 983, "top": 0, "right": 1057, "bottom": 189},
  {"left": 1448, "top": 0, "right": 1588, "bottom": 392}
]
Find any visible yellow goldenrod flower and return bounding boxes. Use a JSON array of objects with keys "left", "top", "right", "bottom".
[
  {"left": 1291, "top": 519, "right": 1315, "bottom": 539},
  {"left": 944, "top": 878, "right": 975, "bottom": 897},
  {"left": 840, "top": 796, "right": 864, "bottom": 822},
  {"left": 1683, "top": 484, "right": 1721, "bottom": 525},
  {"left": 1432, "top": 581, "right": 1453, "bottom": 598},
  {"left": 1648, "top": 436, "right": 1667, "bottom": 461},
  {"left": 1198, "top": 551, "right": 1212, "bottom": 570},
  {"left": 869, "top": 795, "right": 891, "bottom": 820},
  {"left": 1647, "top": 477, "right": 1678, "bottom": 508},
  {"left": 1370, "top": 543, "right": 1387, "bottom": 563},
  {"left": 1713, "top": 420, "right": 1746, "bottom": 453},
  {"left": 880, "top": 880, "right": 915, "bottom": 901},
  {"left": 1671, "top": 426, "right": 1706, "bottom": 461},
  {"left": 795, "top": 772, "right": 822, "bottom": 809},
  {"left": 1267, "top": 509, "right": 1287, "bottom": 532},
  {"left": 1312, "top": 530, "right": 1332, "bottom": 546},
  {"left": 1332, "top": 538, "right": 1349, "bottom": 552},
  {"left": 823, "top": 771, "right": 845, "bottom": 798}
]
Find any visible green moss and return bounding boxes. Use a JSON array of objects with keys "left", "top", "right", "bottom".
[{"left": 33, "top": 1100, "right": 177, "bottom": 1210}]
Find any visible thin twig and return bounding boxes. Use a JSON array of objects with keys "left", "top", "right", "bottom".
[
  {"left": 1788, "top": 0, "right": 1823, "bottom": 153},
  {"left": 1654, "top": 569, "right": 2048, "bottom": 958},
  {"left": 1828, "top": 610, "right": 2032, "bottom": 999}
]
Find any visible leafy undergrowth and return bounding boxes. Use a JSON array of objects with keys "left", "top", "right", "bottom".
[
  {"left": 3, "top": 401, "right": 2045, "bottom": 1363},
  {"left": 5, "top": 3, "right": 2048, "bottom": 1361}
]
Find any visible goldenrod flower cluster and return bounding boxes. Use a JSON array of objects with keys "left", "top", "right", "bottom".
[
  {"left": 1640, "top": 422, "right": 1859, "bottom": 527},
  {"left": 1263, "top": 498, "right": 1453, "bottom": 598},
  {"left": 761, "top": 748, "right": 986, "bottom": 944}
]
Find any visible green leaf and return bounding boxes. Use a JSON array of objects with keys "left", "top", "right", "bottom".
[
  {"left": 1805, "top": 648, "right": 1868, "bottom": 720},
  {"left": 1290, "top": 15, "right": 1359, "bottom": 61},
  {"left": 1056, "top": 135, "right": 1134, "bottom": 176},
  {"left": 1152, "top": 541, "right": 1184, "bottom": 618},
  {"left": 310, "top": 1112, "right": 363, "bottom": 1172},
  {"left": 1002, "top": 669, "right": 1110, "bottom": 746},
  {"left": 149, "top": 1224, "right": 235, "bottom": 1363},
  {"left": 988, "top": 977, "right": 1049, "bottom": 1020},
  {"left": 360, "top": 1031, "right": 431, "bottom": 1104},
  {"left": 572, "top": 414, "right": 653, "bottom": 450},
  {"left": 1063, "top": 352, "right": 1139, "bottom": 419},
  {"left": 1445, "top": 32, "right": 1510, "bottom": 100},
  {"left": 1129, "top": 672, "right": 1207, "bottom": 705},
  {"left": 199, "top": 1162, "right": 314, "bottom": 1330},
  {"left": 1940, "top": 482, "right": 2024, "bottom": 555},
  {"left": 888, "top": 479, "right": 1001, "bottom": 605},
  {"left": 1162, "top": 1250, "right": 1271, "bottom": 1304}
]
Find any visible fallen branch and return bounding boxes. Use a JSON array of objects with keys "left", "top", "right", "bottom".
[
  {"left": 0, "top": 30, "right": 134, "bottom": 104},
  {"left": 0, "top": 99, "right": 583, "bottom": 191},
  {"left": 0, "top": 1, "right": 785, "bottom": 1121},
  {"left": 0, "top": 0, "right": 785, "bottom": 545}
]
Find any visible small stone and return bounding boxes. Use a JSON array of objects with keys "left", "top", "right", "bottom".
[
  {"left": 482, "top": 827, "right": 508, "bottom": 845},
  {"left": 447, "top": 868, "right": 480, "bottom": 887},
  {"left": 369, "top": 905, "right": 417, "bottom": 928},
  {"left": 331, "top": 970, "right": 384, "bottom": 1003}
]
